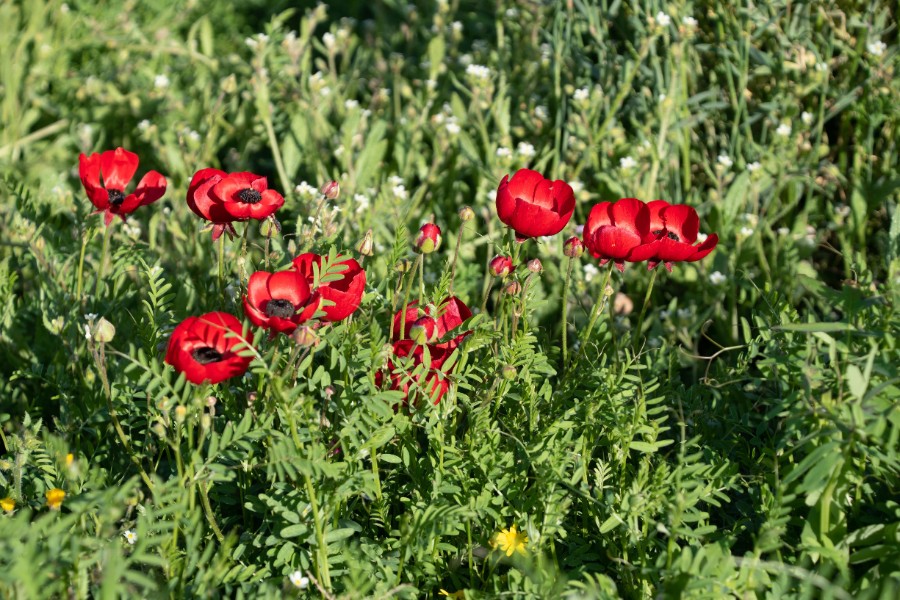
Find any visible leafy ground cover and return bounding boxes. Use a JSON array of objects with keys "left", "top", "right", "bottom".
[{"left": 1, "top": 0, "right": 899, "bottom": 598}]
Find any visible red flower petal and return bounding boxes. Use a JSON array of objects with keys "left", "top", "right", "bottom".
[
  {"left": 266, "top": 270, "right": 310, "bottom": 306},
  {"left": 610, "top": 198, "right": 650, "bottom": 235},
  {"left": 592, "top": 225, "right": 644, "bottom": 260},
  {"left": 79, "top": 153, "right": 108, "bottom": 208},
  {"left": 134, "top": 171, "right": 167, "bottom": 206},
  {"left": 99, "top": 148, "right": 139, "bottom": 191},
  {"left": 505, "top": 168, "right": 545, "bottom": 202}
]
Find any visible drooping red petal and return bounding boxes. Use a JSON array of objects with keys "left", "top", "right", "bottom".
[
  {"left": 653, "top": 237, "right": 701, "bottom": 263},
  {"left": 495, "top": 175, "right": 516, "bottom": 224},
  {"left": 79, "top": 153, "right": 109, "bottom": 208},
  {"left": 134, "top": 171, "right": 167, "bottom": 206},
  {"left": 99, "top": 148, "right": 139, "bottom": 191},
  {"left": 685, "top": 233, "right": 718, "bottom": 262},
  {"left": 434, "top": 296, "right": 472, "bottom": 339},
  {"left": 661, "top": 204, "right": 700, "bottom": 243}
]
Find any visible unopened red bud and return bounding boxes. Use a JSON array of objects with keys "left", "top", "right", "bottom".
[
  {"left": 321, "top": 180, "right": 340, "bottom": 200},
  {"left": 409, "top": 316, "right": 437, "bottom": 344},
  {"left": 458, "top": 206, "right": 475, "bottom": 222},
  {"left": 527, "top": 258, "right": 543, "bottom": 273},
  {"left": 501, "top": 364, "right": 517, "bottom": 380},
  {"left": 489, "top": 255, "right": 514, "bottom": 277},
  {"left": 503, "top": 280, "right": 522, "bottom": 295},
  {"left": 563, "top": 236, "right": 584, "bottom": 258},
  {"left": 415, "top": 223, "right": 442, "bottom": 253},
  {"left": 293, "top": 326, "right": 320, "bottom": 348}
]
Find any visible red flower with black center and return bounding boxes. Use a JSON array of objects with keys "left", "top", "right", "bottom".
[
  {"left": 79, "top": 148, "right": 166, "bottom": 226},
  {"left": 187, "top": 169, "right": 284, "bottom": 240},
  {"left": 378, "top": 297, "right": 472, "bottom": 406},
  {"left": 165, "top": 312, "right": 252, "bottom": 384},
  {"left": 629, "top": 200, "right": 719, "bottom": 271},
  {"left": 292, "top": 253, "right": 366, "bottom": 322},
  {"left": 582, "top": 198, "right": 653, "bottom": 271},
  {"left": 243, "top": 269, "right": 318, "bottom": 335},
  {"left": 496, "top": 168, "right": 575, "bottom": 241}
]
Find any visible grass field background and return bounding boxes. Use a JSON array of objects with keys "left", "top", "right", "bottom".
[{"left": 1, "top": 0, "right": 899, "bottom": 597}]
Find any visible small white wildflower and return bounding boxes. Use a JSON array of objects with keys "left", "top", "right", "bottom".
[
  {"left": 535, "top": 105, "right": 549, "bottom": 120},
  {"left": 123, "top": 223, "right": 142, "bottom": 239},
  {"left": 835, "top": 204, "right": 851, "bottom": 218},
  {"left": 333, "top": 145, "right": 344, "bottom": 158},
  {"left": 709, "top": 271, "right": 727, "bottom": 285},
  {"left": 319, "top": 86, "right": 331, "bottom": 97},
  {"left": 867, "top": 40, "right": 886, "bottom": 57},
  {"left": 294, "top": 181, "right": 318, "bottom": 199},
  {"left": 60, "top": 3, "right": 69, "bottom": 13},
  {"left": 458, "top": 53, "right": 473, "bottom": 67},
  {"left": 775, "top": 123, "right": 792, "bottom": 137},
  {"left": 655, "top": 12, "right": 671, "bottom": 27},
  {"left": 388, "top": 175, "right": 404, "bottom": 187},
  {"left": 244, "top": 37, "right": 258, "bottom": 50},
  {"left": 815, "top": 62, "right": 828, "bottom": 72},
  {"left": 353, "top": 193, "right": 370, "bottom": 213},
  {"left": 496, "top": 146, "right": 512, "bottom": 158},
  {"left": 696, "top": 233, "right": 709, "bottom": 243},
  {"left": 426, "top": 79, "right": 437, "bottom": 90},
  {"left": 747, "top": 161, "right": 761, "bottom": 172},
  {"left": 392, "top": 184, "right": 408, "bottom": 200},
  {"left": 583, "top": 263, "right": 599, "bottom": 282},
  {"left": 619, "top": 156, "right": 637, "bottom": 170},
  {"left": 123, "top": 530, "right": 137, "bottom": 545},
  {"left": 186, "top": 130, "right": 200, "bottom": 143},
  {"left": 801, "top": 111, "right": 814, "bottom": 125},
  {"left": 84, "top": 324, "right": 92, "bottom": 340},
  {"left": 487, "top": 189, "right": 497, "bottom": 201},
  {"left": 740, "top": 226, "right": 755, "bottom": 236},
  {"left": 777, "top": 227, "right": 790, "bottom": 236},
  {"left": 465, "top": 64, "right": 491, "bottom": 81},
  {"left": 137, "top": 119, "right": 151, "bottom": 132},
  {"left": 717, "top": 154, "right": 733, "bottom": 168},
  {"left": 682, "top": 16, "right": 698, "bottom": 28},
  {"left": 445, "top": 120, "right": 461, "bottom": 135},
  {"left": 289, "top": 571, "right": 309, "bottom": 589},
  {"left": 516, "top": 142, "right": 536, "bottom": 158},
  {"left": 344, "top": 99, "right": 359, "bottom": 110},
  {"left": 322, "top": 32, "right": 335, "bottom": 49},
  {"left": 569, "top": 180, "right": 584, "bottom": 194},
  {"left": 573, "top": 87, "right": 590, "bottom": 102},
  {"left": 84, "top": 313, "right": 98, "bottom": 321},
  {"left": 153, "top": 74, "right": 170, "bottom": 89},
  {"left": 505, "top": 7, "right": 519, "bottom": 18},
  {"left": 658, "top": 93, "right": 667, "bottom": 102},
  {"left": 451, "top": 21, "right": 463, "bottom": 33}
]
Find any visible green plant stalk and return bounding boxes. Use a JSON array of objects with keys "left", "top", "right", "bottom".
[
  {"left": 217, "top": 233, "right": 224, "bottom": 295},
  {"left": 560, "top": 256, "right": 575, "bottom": 366},
  {"left": 199, "top": 481, "right": 225, "bottom": 543},
  {"left": 259, "top": 100, "right": 292, "bottom": 198},
  {"left": 94, "top": 224, "right": 113, "bottom": 299},
  {"left": 398, "top": 255, "right": 421, "bottom": 341},
  {"left": 576, "top": 266, "right": 614, "bottom": 357},
  {"left": 75, "top": 227, "right": 89, "bottom": 305},
  {"left": 304, "top": 474, "right": 331, "bottom": 589},
  {"left": 448, "top": 222, "right": 465, "bottom": 293},
  {"left": 632, "top": 267, "right": 659, "bottom": 349},
  {"left": 418, "top": 251, "right": 425, "bottom": 305}
]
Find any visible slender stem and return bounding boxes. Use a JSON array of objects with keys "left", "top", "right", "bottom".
[
  {"left": 305, "top": 474, "right": 331, "bottom": 588},
  {"left": 569, "top": 266, "right": 614, "bottom": 372},
  {"left": 632, "top": 267, "right": 659, "bottom": 350},
  {"left": 199, "top": 481, "right": 225, "bottom": 542},
  {"left": 449, "top": 223, "right": 465, "bottom": 292},
  {"left": 94, "top": 224, "right": 113, "bottom": 299},
  {"left": 260, "top": 105, "right": 292, "bottom": 198},
  {"left": 418, "top": 252, "right": 425, "bottom": 305},
  {"left": 397, "top": 255, "right": 421, "bottom": 341},
  {"left": 217, "top": 233, "right": 224, "bottom": 295},
  {"left": 75, "top": 227, "right": 89, "bottom": 305},
  {"left": 560, "top": 257, "right": 575, "bottom": 366}
]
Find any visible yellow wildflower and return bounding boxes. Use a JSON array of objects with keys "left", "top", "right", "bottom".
[
  {"left": 439, "top": 590, "right": 465, "bottom": 599},
  {"left": 490, "top": 523, "right": 528, "bottom": 557},
  {"left": 0, "top": 497, "right": 14, "bottom": 512},
  {"left": 46, "top": 488, "right": 66, "bottom": 510},
  {"left": 65, "top": 453, "right": 75, "bottom": 467}
]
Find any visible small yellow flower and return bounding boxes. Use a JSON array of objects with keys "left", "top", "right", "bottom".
[
  {"left": 46, "top": 488, "right": 66, "bottom": 510},
  {"left": 0, "top": 497, "right": 14, "bottom": 512},
  {"left": 490, "top": 523, "right": 528, "bottom": 557},
  {"left": 439, "top": 590, "right": 466, "bottom": 599},
  {"left": 65, "top": 453, "right": 75, "bottom": 467}
]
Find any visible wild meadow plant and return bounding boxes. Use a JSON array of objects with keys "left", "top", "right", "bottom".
[{"left": 1, "top": 0, "right": 899, "bottom": 598}]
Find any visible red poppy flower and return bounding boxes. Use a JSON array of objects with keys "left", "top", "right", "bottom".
[
  {"left": 165, "top": 312, "right": 252, "bottom": 384},
  {"left": 243, "top": 269, "right": 318, "bottom": 335},
  {"left": 583, "top": 198, "right": 653, "bottom": 271},
  {"left": 496, "top": 168, "right": 575, "bottom": 240},
  {"left": 79, "top": 148, "right": 166, "bottom": 226},
  {"left": 629, "top": 200, "right": 719, "bottom": 271},
  {"left": 187, "top": 169, "right": 284, "bottom": 240},
  {"left": 292, "top": 253, "right": 366, "bottom": 322},
  {"left": 379, "top": 296, "right": 472, "bottom": 405},
  {"left": 489, "top": 255, "right": 514, "bottom": 277}
]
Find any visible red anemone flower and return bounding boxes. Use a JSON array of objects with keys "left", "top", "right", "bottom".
[
  {"left": 292, "top": 253, "right": 366, "bottom": 322},
  {"left": 379, "top": 296, "right": 472, "bottom": 405},
  {"left": 165, "top": 312, "right": 252, "bottom": 384},
  {"left": 79, "top": 148, "right": 166, "bottom": 226},
  {"left": 582, "top": 198, "right": 653, "bottom": 271},
  {"left": 187, "top": 169, "right": 284, "bottom": 240},
  {"left": 243, "top": 269, "right": 318, "bottom": 335},
  {"left": 629, "top": 200, "right": 719, "bottom": 271},
  {"left": 496, "top": 168, "right": 575, "bottom": 241}
]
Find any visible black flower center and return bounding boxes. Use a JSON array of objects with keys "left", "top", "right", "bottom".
[
  {"left": 108, "top": 189, "right": 126, "bottom": 207},
  {"left": 238, "top": 188, "right": 262, "bottom": 204},
  {"left": 652, "top": 228, "right": 680, "bottom": 242},
  {"left": 192, "top": 347, "right": 224, "bottom": 365},
  {"left": 667, "top": 231, "right": 680, "bottom": 241},
  {"left": 265, "top": 299, "right": 295, "bottom": 319}
]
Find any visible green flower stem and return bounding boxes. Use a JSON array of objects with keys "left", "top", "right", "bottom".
[
  {"left": 94, "top": 223, "right": 113, "bottom": 299},
  {"left": 449, "top": 222, "right": 465, "bottom": 293},
  {"left": 75, "top": 227, "right": 89, "bottom": 305},
  {"left": 632, "top": 267, "right": 659, "bottom": 349},
  {"left": 398, "top": 255, "right": 421, "bottom": 342},
  {"left": 418, "top": 251, "right": 425, "bottom": 305},
  {"left": 199, "top": 481, "right": 225, "bottom": 543},
  {"left": 217, "top": 233, "right": 224, "bottom": 295},
  {"left": 560, "top": 256, "right": 575, "bottom": 366},
  {"left": 569, "top": 266, "right": 614, "bottom": 373},
  {"left": 304, "top": 474, "right": 331, "bottom": 589}
]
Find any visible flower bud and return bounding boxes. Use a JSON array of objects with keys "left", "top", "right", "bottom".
[
  {"left": 1, "top": 497, "right": 15, "bottom": 513},
  {"left": 458, "top": 205, "right": 475, "bottom": 222},
  {"left": 489, "top": 255, "right": 514, "bottom": 277},
  {"left": 174, "top": 405, "right": 187, "bottom": 424},
  {"left": 409, "top": 316, "right": 437, "bottom": 345},
  {"left": 415, "top": 223, "right": 442, "bottom": 253},
  {"left": 321, "top": 180, "right": 340, "bottom": 200},
  {"left": 563, "top": 236, "right": 584, "bottom": 258},
  {"left": 613, "top": 292, "right": 633, "bottom": 315},
  {"left": 503, "top": 280, "right": 522, "bottom": 295},
  {"left": 293, "top": 326, "right": 320, "bottom": 348},
  {"left": 501, "top": 364, "right": 517, "bottom": 380},
  {"left": 396, "top": 258, "right": 413, "bottom": 273},
  {"left": 356, "top": 228, "right": 374, "bottom": 256},
  {"left": 200, "top": 413, "right": 212, "bottom": 431},
  {"left": 259, "top": 216, "right": 281, "bottom": 237},
  {"left": 527, "top": 258, "right": 543, "bottom": 273},
  {"left": 93, "top": 317, "right": 116, "bottom": 343}
]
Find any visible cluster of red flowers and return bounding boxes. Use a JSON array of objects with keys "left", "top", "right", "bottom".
[{"left": 78, "top": 147, "right": 716, "bottom": 401}]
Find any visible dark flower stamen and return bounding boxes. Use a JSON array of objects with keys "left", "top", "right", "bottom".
[
  {"left": 108, "top": 189, "right": 126, "bottom": 207},
  {"left": 667, "top": 231, "right": 680, "bottom": 241},
  {"left": 192, "top": 347, "right": 224, "bottom": 364},
  {"left": 265, "top": 299, "right": 296, "bottom": 319},
  {"left": 238, "top": 188, "right": 262, "bottom": 204}
]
